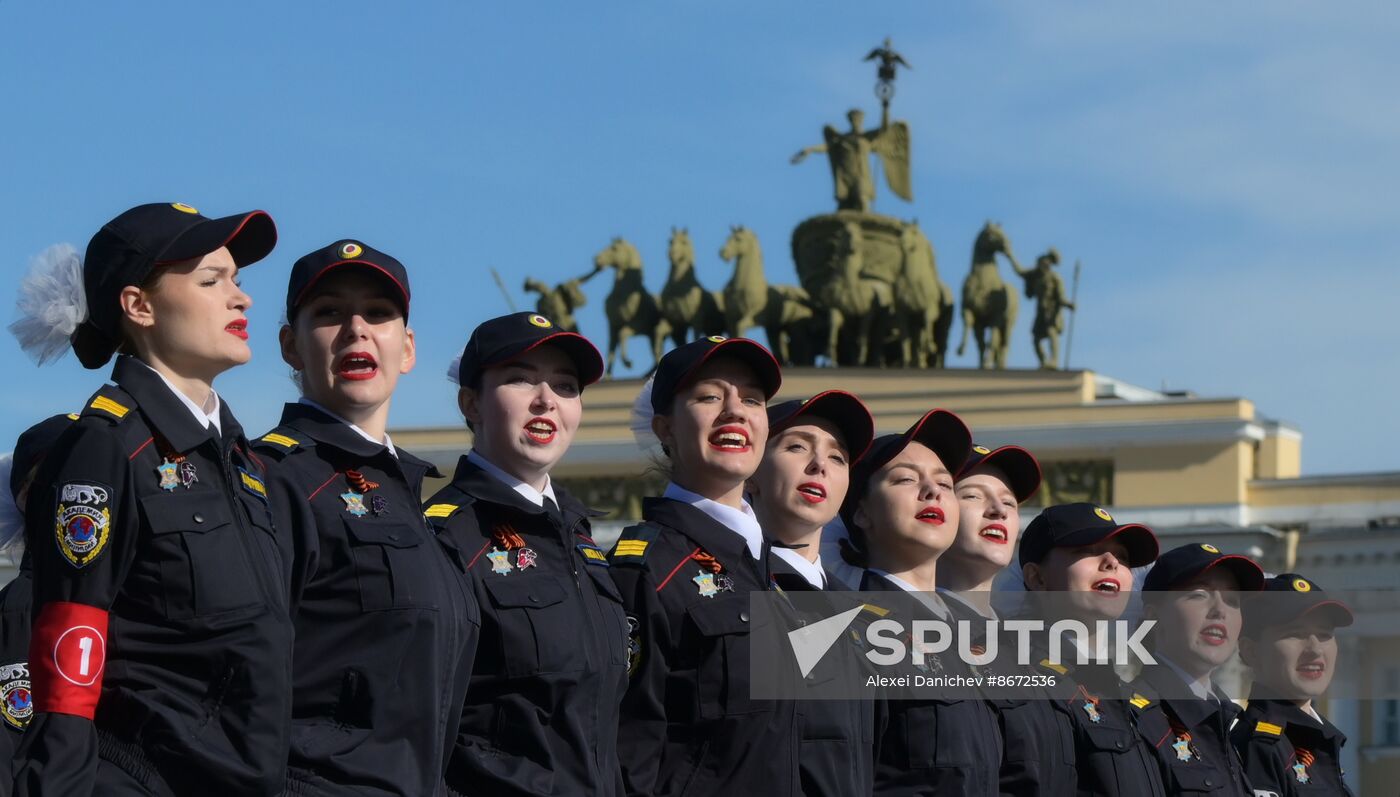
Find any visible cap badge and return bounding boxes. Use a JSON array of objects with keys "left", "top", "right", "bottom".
[
  {"left": 170, "top": 202, "right": 199, "bottom": 214},
  {"left": 1093, "top": 507, "right": 1113, "bottom": 522},
  {"left": 1200, "top": 544, "right": 1220, "bottom": 554},
  {"left": 528, "top": 314, "right": 553, "bottom": 328},
  {"left": 1293, "top": 578, "right": 1312, "bottom": 593},
  {"left": 706, "top": 335, "right": 727, "bottom": 343},
  {"left": 339, "top": 242, "right": 363, "bottom": 259},
  {"left": 973, "top": 445, "right": 991, "bottom": 455}
]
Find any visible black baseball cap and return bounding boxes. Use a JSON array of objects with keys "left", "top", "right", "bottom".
[
  {"left": 1142, "top": 542, "right": 1265, "bottom": 592},
  {"left": 458, "top": 312, "right": 604, "bottom": 388},
  {"left": 73, "top": 202, "right": 276, "bottom": 369},
  {"left": 9, "top": 413, "right": 76, "bottom": 500},
  {"left": 767, "top": 390, "right": 875, "bottom": 463},
  {"left": 287, "top": 240, "right": 410, "bottom": 320},
  {"left": 650, "top": 336, "right": 782, "bottom": 414},
  {"left": 1243, "top": 573, "right": 1353, "bottom": 638},
  {"left": 839, "top": 408, "right": 972, "bottom": 532},
  {"left": 958, "top": 443, "right": 1042, "bottom": 503},
  {"left": 1018, "top": 503, "right": 1159, "bottom": 568}
]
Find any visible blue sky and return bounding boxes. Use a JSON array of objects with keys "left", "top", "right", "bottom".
[{"left": 2, "top": 2, "right": 1396, "bottom": 475}]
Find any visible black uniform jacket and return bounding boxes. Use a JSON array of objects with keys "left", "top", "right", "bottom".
[
  {"left": 14, "top": 356, "right": 294, "bottom": 796},
  {"left": 939, "top": 594, "right": 1077, "bottom": 797},
  {"left": 425, "top": 457, "right": 628, "bottom": 797},
  {"left": 769, "top": 555, "right": 875, "bottom": 797},
  {"left": 860, "top": 571, "right": 1002, "bottom": 797},
  {"left": 0, "top": 557, "right": 34, "bottom": 796},
  {"left": 1133, "top": 662, "right": 1252, "bottom": 795},
  {"left": 1231, "top": 698, "right": 1354, "bottom": 797},
  {"left": 609, "top": 497, "right": 801, "bottom": 797},
  {"left": 1028, "top": 637, "right": 1166, "bottom": 797},
  {"left": 255, "top": 404, "right": 478, "bottom": 796}
]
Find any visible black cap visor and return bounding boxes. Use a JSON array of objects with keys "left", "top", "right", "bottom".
[
  {"left": 1054, "top": 522, "right": 1160, "bottom": 568},
  {"left": 962, "top": 446, "right": 1042, "bottom": 503},
  {"left": 769, "top": 391, "right": 875, "bottom": 463},
  {"left": 1169, "top": 554, "right": 1266, "bottom": 592},
  {"left": 291, "top": 260, "right": 411, "bottom": 318},
  {"left": 678, "top": 338, "right": 781, "bottom": 401},
  {"left": 157, "top": 210, "right": 277, "bottom": 268},
  {"left": 493, "top": 331, "right": 605, "bottom": 387}
]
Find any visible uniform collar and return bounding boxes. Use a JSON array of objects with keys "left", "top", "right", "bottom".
[
  {"left": 466, "top": 450, "right": 557, "bottom": 507},
  {"left": 1248, "top": 698, "right": 1345, "bottom": 744},
  {"left": 449, "top": 456, "right": 583, "bottom": 526},
  {"left": 280, "top": 403, "right": 438, "bottom": 476},
  {"left": 135, "top": 359, "right": 222, "bottom": 435},
  {"left": 113, "top": 355, "right": 241, "bottom": 452},
  {"left": 662, "top": 482, "right": 763, "bottom": 560},
  {"left": 296, "top": 397, "right": 396, "bottom": 457},
  {"left": 771, "top": 547, "right": 826, "bottom": 590},
  {"left": 862, "top": 569, "right": 951, "bottom": 620},
  {"left": 938, "top": 587, "right": 998, "bottom": 621},
  {"left": 1140, "top": 658, "right": 1229, "bottom": 728},
  {"left": 642, "top": 497, "right": 759, "bottom": 572}
]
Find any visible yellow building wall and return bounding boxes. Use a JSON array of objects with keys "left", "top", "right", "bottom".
[
  {"left": 1257, "top": 433, "right": 1302, "bottom": 480},
  {"left": 1114, "top": 440, "right": 1253, "bottom": 507}
]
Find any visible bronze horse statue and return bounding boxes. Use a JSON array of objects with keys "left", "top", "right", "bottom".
[
  {"left": 523, "top": 269, "right": 595, "bottom": 334},
  {"left": 718, "top": 226, "right": 813, "bottom": 364},
  {"left": 818, "top": 221, "right": 892, "bottom": 366},
  {"left": 592, "top": 237, "right": 668, "bottom": 376},
  {"left": 658, "top": 227, "right": 724, "bottom": 346},
  {"left": 893, "top": 221, "right": 954, "bottom": 368},
  {"left": 957, "top": 221, "right": 1021, "bottom": 369}
]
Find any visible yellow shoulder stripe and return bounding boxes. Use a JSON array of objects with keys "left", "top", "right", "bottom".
[
  {"left": 861, "top": 603, "right": 890, "bottom": 617},
  {"left": 1255, "top": 721, "right": 1284, "bottom": 736},
  {"left": 1130, "top": 694, "right": 1151, "bottom": 709},
  {"left": 65, "top": 413, "right": 80, "bottom": 420},
  {"left": 90, "top": 395, "right": 130, "bottom": 418},
  {"left": 424, "top": 503, "right": 458, "bottom": 519},
  {"left": 1039, "top": 658, "right": 1068, "bottom": 675},
  {"left": 582, "top": 547, "right": 608, "bottom": 562},
  {"left": 614, "top": 540, "right": 649, "bottom": 556},
  {"left": 260, "top": 433, "right": 299, "bottom": 448}
]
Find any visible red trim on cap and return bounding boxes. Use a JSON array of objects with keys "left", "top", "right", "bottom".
[
  {"left": 154, "top": 210, "right": 274, "bottom": 266},
  {"left": 958, "top": 444, "right": 1043, "bottom": 502},
  {"left": 31, "top": 602, "right": 109, "bottom": 719},
  {"left": 1101, "top": 523, "right": 1160, "bottom": 566},
  {"left": 1196, "top": 554, "right": 1266, "bottom": 590},
  {"left": 292, "top": 260, "right": 410, "bottom": 315},
  {"left": 1301, "top": 599, "right": 1355, "bottom": 626},
  {"left": 508, "top": 331, "right": 605, "bottom": 386},
  {"left": 682, "top": 338, "right": 782, "bottom": 397},
  {"left": 772, "top": 390, "right": 875, "bottom": 462}
]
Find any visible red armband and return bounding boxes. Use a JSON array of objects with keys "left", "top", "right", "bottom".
[{"left": 31, "top": 601, "right": 109, "bottom": 719}]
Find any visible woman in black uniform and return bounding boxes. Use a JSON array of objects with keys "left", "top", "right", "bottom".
[
  {"left": 837, "top": 408, "right": 1005, "bottom": 797},
  {"left": 1018, "top": 503, "right": 1166, "bottom": 797},
  {"left": 943, "top": 443, "right": 1079, "bottom": 797},
  {"left": 0, "top": 414, "right": 74, "bottom": 784},
  {"left": 253, "top": 240, "right": 477, "bottom": 796},
  {"left": 608, "top": 336, "right": 790, "bottom": 797},
  {"left": 423, "top": 311, "right": 626, "bottom": 797},
  {"left": 10, "top": 202, "right": 293, "bottom": 795},
  {"left": 747, "top": 390, "right": 875, "bottom": 796},
  {"left": 1135, "top": 543, "right": 1263, "bottom": 794},
  {"left": 1233, "top": 574, "right": 1356, "bottom": 796}
]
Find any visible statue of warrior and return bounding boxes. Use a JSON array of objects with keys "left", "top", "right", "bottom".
[{"left": 1012, "top": 247, "right": 1076, "bottom": 369}]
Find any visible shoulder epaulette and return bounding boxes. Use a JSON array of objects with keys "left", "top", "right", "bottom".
[
  {"left": 1038, "top": 658, "right": 1069, "bottom": 675},
  {"left": 252, "top": 427, "right": 306, "bottom": 458},
  {"left": 1254, "top": 720, "right": 1285, "bottom": 737},
  {"left": 1130, "top": 693, "right": 1152, "bottom": 710},
  {"left": 423, "top": 502, "right": 463, "bottom": 521},
  {"left": 609, "top": 523, "right": 662, "bottom": 565},
  {"left": 860, "top": 603, "right": 890, "bottom": 618},
  {"left": 65, "top": 412, "right": 79, "bottom": 421},
  {"left": 81, "top": 386, "right": 134, "bottom": 424}
]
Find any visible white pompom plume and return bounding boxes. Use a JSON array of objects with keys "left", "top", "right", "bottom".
[
  {"left": 446, "top": 354, "right": 463, "bottom": 386},
  {"left": 630, "top": 375, "right": 663, "bottom": 453},
  {"left": 0, "top": 453, "right": 23, "bottom": 561},
  {"left": 10, "top": 243, "right": 87, "bottom": 365}
]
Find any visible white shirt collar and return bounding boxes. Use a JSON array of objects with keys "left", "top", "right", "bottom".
[
  {"left": 1158, "top": 654, "right": 1215, "bottom": 701},
  {"left": 662, "top": 482, "right": 764, "bottom": 560},
  {"left": 773, "top": 547, "right": 826, "bottom": 589},
  {"left": 136, "top": 360, "right": 221, "bottom": 435},
  {"left": 468, "top": 449, "right": 557, "bottom": 508},
  {"left": 868, "top": 569, "right": 951, "bottom": 619},
  {"left": 298, "top": 397, "right": 396, "bottom": 457}
]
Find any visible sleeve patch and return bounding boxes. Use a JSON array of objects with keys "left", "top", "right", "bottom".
[
  {"left": 424, "top": 503, "right": 459, "bottom": 519},
  {"left": 0, "top": 662, "right": 33, "bottom": 729},
  {"left": 259, "top": 432, "right": 299, "bottom": 449},
  {"left": 88, "top": 395, "right": 129, "bottom": 419},
  {"left": 54, "top": 482, "right": 114, "bottom": 568},
  {"left": 1255, "top": 721, "right": 1284, "bottom": 736},
  {"left": 31, "top": 602, "right": 109, "bottom": 719},
  {"left": 578, "top": 543, "right": 609, "bottom": 566}
]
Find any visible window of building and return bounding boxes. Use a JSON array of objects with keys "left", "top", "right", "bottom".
[{"left": 1378, "top": 668, "right": 1400, "bottom": 746}]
